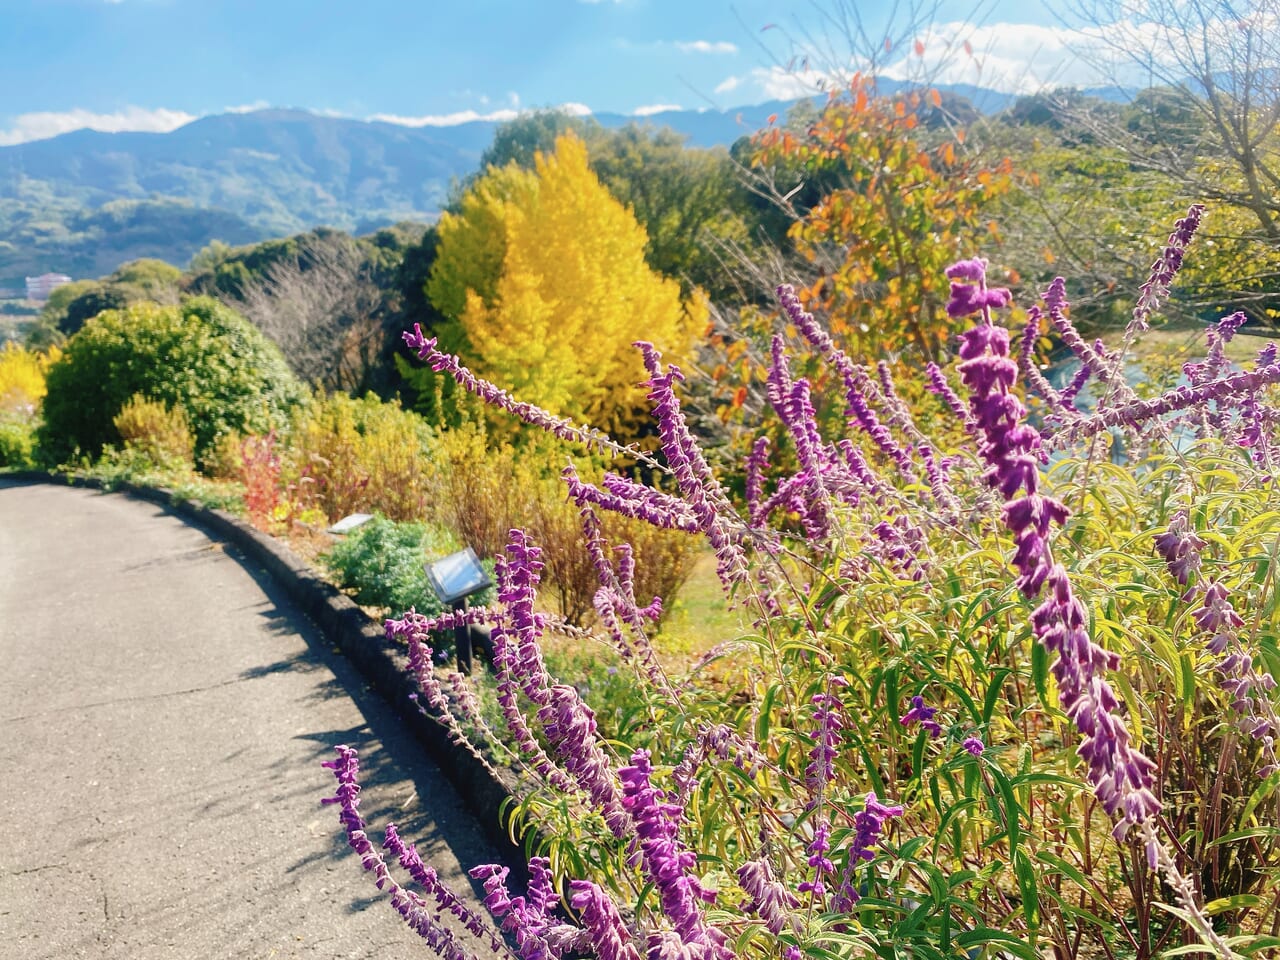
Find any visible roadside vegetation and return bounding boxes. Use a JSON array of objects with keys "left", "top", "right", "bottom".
[{"left": 6, "top": 9, "right": 1280, "bottom": 953}]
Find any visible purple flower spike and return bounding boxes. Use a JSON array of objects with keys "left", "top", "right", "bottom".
[
  {"left": 402, "top": 325, "right": 640, "bottom": 462},
  {"left": 637, "top": 341, "right": 749, "bottom": 594},
  {"left": 945, "top": 257, "right": 989, "bottom": 281},
  {"left": 323, "top": 746, "right": 490, "bottom": 960},
  {"left": 1154, "top": 511, "right": 1206, "bottom": 587},
  {"left": 900, "top": 695, "right": 942, "bottom": 738},
  {"left": 797, "top": 818, "right": 834, "bottom": 901},
  {"left": 618, "top": 749, "right": 730, "bottom": 960},
  {"left": 833, "top": 793, "right": 903, "bottom": 911},
  {"left": 736, "top": 858, "right": 798, "bottom": 935},
  {"left": 1132, "top": 204, "right": 1205, "bottom": 333},
  {"left": 954, "top": 259, "right": 1160, "bottom": 839},
  {"left": 568, "top": 882, "right": 643, "bottom": 960}
]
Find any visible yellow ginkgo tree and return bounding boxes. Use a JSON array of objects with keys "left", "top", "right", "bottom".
[{"left": 426, "top": 133, "right": 704, "bottom": 443}]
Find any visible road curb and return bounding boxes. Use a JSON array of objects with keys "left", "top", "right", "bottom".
[{"left": 2, "top": 470, "right": 524, "bottom": 873}]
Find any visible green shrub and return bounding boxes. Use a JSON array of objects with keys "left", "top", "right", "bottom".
[
  {"left": 0, "top": 419, "right": 36, "bottom": 468},
  {"left": 324, "top": 514, "right": 470, "bottom": 617},
  {"left": 38, "top": 297, "right": 303, "bottom": 466}
]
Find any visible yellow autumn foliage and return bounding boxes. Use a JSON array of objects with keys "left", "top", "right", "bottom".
[
  {"left": 0, "top": 342, "right": 61, "bottom": 417},
  {"left": 428, "top": 133, "right": 704, "bottom": 442}
]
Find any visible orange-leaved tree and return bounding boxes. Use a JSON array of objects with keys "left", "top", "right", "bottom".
[
  {"left": 750, "top": 75, "right": 1012, "bottom": 365},
  {"left": 425, "top": 133, "right": 703, "bottom": 443}
]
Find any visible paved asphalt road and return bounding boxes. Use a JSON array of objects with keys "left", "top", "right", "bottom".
[{"left": 0, "top": 480, "right": 502, "bottom": 959}]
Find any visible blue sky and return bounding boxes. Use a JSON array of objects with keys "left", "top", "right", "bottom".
[{"left": 0, "top": 0, "right": 1121, "bottom": 144}]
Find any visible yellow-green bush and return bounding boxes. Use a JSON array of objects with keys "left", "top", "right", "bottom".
[
  {"left": 112, "top": 394, "right": 196, "bottom": 470},
  {"left": 427, "top": 421, "right": 698, "bottom": 625},
  {"left": 283, "top": 391, "right": 435, "bottom": 523}
]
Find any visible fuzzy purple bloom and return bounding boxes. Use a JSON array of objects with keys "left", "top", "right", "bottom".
[
  {"left": 323, "top": 746, "right": 493, "bottom": 960},
  {"left": 638, "top": 341, "right": 749, "bottom": 593},
  {"left": 1132, "top": 203, "right": 1205, "bottom": 333},
  {"left": 832, "top": 793, "right": 903, "bottom": 911},
  {"left": 736, "top": 858, "right": 797, "bottom": 935},
  {"left": 404, "top": 325, "right": 643, "bottom": 462},
  {"left": 562, "top": 464, "right": 701, "bottom": 534},
  {"left": 568, "top": 882, "right": 644, "bottom": 960},
  {"left": 618, "top": 749, "right": 730, "bottom": 960},
  {"left": 962, "top": 736, "right": 985, "bottom": 757},
  {"left": 797, "top": 818, "right": 834, "bottom": 900},
  {"left": 777, "top": 284, "right": 919, "bottom": 483},
  {"left": 953, "top": 258, "right": 1160, "bottom": 839},
  {"left": 899, "top": 695, "right": 942, "bottom": 738},
  {"left": 1154, "top": 511, "right": 1206, "bottom": 587},
  {"left": 805, "top": 681, "right": 847, "bottom": 803}
]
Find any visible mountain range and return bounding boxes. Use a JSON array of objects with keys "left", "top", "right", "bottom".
[{"left": 0, "top": 80, "right": 1047, "bottom": 287}]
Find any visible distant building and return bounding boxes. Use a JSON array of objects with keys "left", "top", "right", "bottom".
[{"left": 25, "top": 273, "right": 73, "bottom": 301}]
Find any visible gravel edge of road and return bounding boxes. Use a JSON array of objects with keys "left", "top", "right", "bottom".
[{"left": 1, "top": 470, "right": 525, "bottom": 876}]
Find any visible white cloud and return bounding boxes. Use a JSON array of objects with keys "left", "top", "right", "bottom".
[
  {"left": 370, "top": 102, "right": 591, "bottom": 128},
  {"left": 714, "top": 75, "right": 742, "bottom": 95},
  {"left": 675, "top": 40, "right": 738, "bottom": 55},
  {"left": 0, "top": 106, "right": 196, "bottom": 145},
  {"left": 369, "top": 108, "right": 520, "bottom": 127},
  {"left": 876, "top": 18, "right": 1184, "bottom": 95},
  {"left": 749, "top": 65, "right": 840, "bottom": 101},
  {"left": 223, "top": 101, "right": 271, "bottom": 114},
  {"left": 633, "top": 103, "right": 682, "bottom": 116}
]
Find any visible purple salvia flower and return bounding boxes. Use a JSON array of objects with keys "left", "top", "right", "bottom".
[
  {"left": 638, "top": 341, "right": 749, "bottom": 593},
  {"left": 672, "top": 723, "right": 765, "bottom": 807},
  {"left": 899, "top": 695, "right": 942, "bottom": 738},
  {"left": 797, "top": 818, "right": 834, "bottom": 900},
  {"left": 384, "top": 826, "right": 504, "bottom": 951},
  {"left": 832, "top": 793, "right": 903, "bottom": 911},
  {"left": 745, "top": 436, "right": 771, "bottom": 526},
  {"left": 1040, "top": 279, "right": 1134, "bottom": 405},
  {"left": 618, "top": 749, "right": 730, "bottom": 959},
  {"left": 1168, "top": 556, "right": 1280, "bottom": 753},
  {"left": 403, "top": 325, "right": 648, "bottom": 464},
  {"left": 537, "top": 684, "right": 630, "bottom": 837},
  {"left": 1153, "top": 511, "right": 1206, "bottom": 587},
  {"left": 953, "top": 257, "right": 1160, "bottom": 840},
  {"left": 1185, "top": 312, "right": 1248, "bottom": 432},
  {"left": 562, "top": 464, "right": 701, "bottom": 533},
  {"left": 575, "top": 501, "right": 671, "bottom": 695},
  {"left": 386, "top": 612, "right": 503, "bottom": 773},
  {"left": 1016, "top": 306, "right": 1070, "bottom": 419},
  {"left": 926, "top": 361, "right": 977, "bottom": 430},
  {"left": 498, "top": 530, "right": 553, "bottom": 704},
  {"left": 469, "top": 861, "right": 557, "bottom": 960},
  {"left": 804, "top": 679, "right": 848, "bottom": 806},
  {"left": 836, "top": 440, "right": 887, "bottom": 498},
  {"left": 777, "top": 284, "right": 919, "bottom": 483},
  {"left": 946, "top": 279, "right": 1011, "bottom": 318},
  {"left": 1059, "top": 356, "right": 1095, "bottom": 411},
  {"left": 1132, "top": 203, "right": 1206, "bottom": 333},
  {"left": 946, "top": 257, "right": 989, "bottom": 281},
  {"left": 1049, "top": 360, "right": 1280, "bottom": 445},
  {"left": 736, "top": 858, "right": 798, "bottom": 935},
  {"left": 766, "top": 337, "right": 833, "bottom": 535},
  {"left": 322, "top": 746, "right": 494, "bottom": 960},
  {"left": 1237, "top": 390, "right": 1276, "bottom": 473},
  {"left": 567, "top": 882, "right": 644, "bottom": 960}
]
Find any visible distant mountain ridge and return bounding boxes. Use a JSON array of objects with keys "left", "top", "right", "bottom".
[{"left": 0, "top": 79, "right": 1125, "bottom": 286}]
